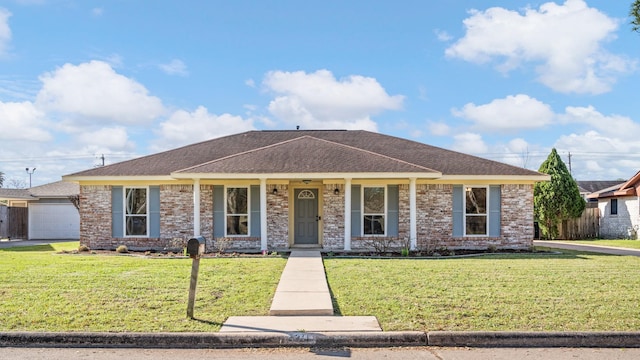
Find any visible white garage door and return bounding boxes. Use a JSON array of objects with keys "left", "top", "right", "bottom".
[{"left": 29, "top": 204, "right": 80, "bottom": 240}]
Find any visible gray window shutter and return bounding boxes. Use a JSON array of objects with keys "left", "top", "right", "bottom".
[
  {"left": 213, "top": 185, "right": 224, "bottom": 238},
  {"left": 250, "top": 185, "right": 261, "bottom": 237},
  {"left": 452, "top": 185, "right": 463, "bottom": 237},
  {"left": 489, "top": 185, "right": 501, "bottom": 237},
  {"left": 351, "top": 185, "right": 361, "bottom": 237},
  {"left": 387, "top": 185, "right": 399, "bottom": 237},
  {"left": 149, "top": 186, "right": 160, "bottom": 238},
  {"left": 111, "top": 186, "right": 123, "bottom": 237}
]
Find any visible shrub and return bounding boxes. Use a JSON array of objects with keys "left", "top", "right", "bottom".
[{"left": 115, "top": 245, "right": 128, "bottom": 254}]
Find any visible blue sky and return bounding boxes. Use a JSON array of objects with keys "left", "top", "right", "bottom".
[{"left": 1, "top": 0, "right": 639, "bottom": 187}]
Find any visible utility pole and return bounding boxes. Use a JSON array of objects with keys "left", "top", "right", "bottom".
[
  {"left": 567, "top": 152, "right": 572, "bottom": 176},
  {"left": 25, "top": 167, "right": 36, "bottom": 188}
]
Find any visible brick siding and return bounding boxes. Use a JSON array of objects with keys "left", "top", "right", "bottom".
[{"left": 79, "top": 182, "right": 535, "bottom": 252}]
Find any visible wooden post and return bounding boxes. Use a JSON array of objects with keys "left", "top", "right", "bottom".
[{"left": 186, "top": 257, "right": 200, "bottom": 319}]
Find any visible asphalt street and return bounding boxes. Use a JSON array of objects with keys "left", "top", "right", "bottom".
[{"left": 3, "top": 346, "right": 640, "bottom": 360}]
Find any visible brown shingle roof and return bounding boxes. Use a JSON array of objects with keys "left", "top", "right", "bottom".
[
  {"left": 0, "top": 181, "right": 78, "bottom": 200},
  {"left": 65, "top": 130, "right": 544, "bottom": 178},
  {"left": 177, "top": 136, "right": 439, "bottom": 175}
]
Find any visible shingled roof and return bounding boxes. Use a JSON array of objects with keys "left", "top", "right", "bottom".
[
  {"left": 65, "top": 130, "right": 545, "bottom": 179},
  {"left": 0, "top": 181, "right": 78, "bottom": 200}
]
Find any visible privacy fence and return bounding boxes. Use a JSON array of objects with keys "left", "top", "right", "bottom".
[
  {"left": 557, "top": 207, "right": 600, "bottom": 240},
  {"left": 0, "top": 206, "right": 28, "bottom": 239}
]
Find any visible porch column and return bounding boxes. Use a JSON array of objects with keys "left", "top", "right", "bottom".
[
  {"left": 193, "top": 179, "right": 201, "bottom": 237},
  {"left": 260, "top": 178, "right": 268, "bottom": 251},
  {"left": 344, "top": 178, "right": 352, "bottom": 251},
  {"left": 409, "top": 177, "right": 417, "bottom": 250}
]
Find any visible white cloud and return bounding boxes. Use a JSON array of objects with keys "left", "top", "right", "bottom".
[
  {"left": 263, "top": 69, "right": 404, "bottom": 131},
  {"left": 0, "top": 101, "right": 50, "bottom": 141},
  {"left": 36, "top": 60, "right": 164, "bottom": 124},
  {"left": 76, "top": 127, "right": 134, "bottom": 151},
  {"left": 0, "top": 8, "right": 11, "bottom": 57},
  {"left": 451, "top": 132, "right": 488, "bottom": 154},
  {"left": 153, "top": 106, "right": 255, "bottom": 150},
  {"left": 445, "top": 0, "right": 634, "bottom": 94},
  {"left": 555, "top": 131, "right": 640, "bottom": 179},
  {"left": 452, "top": 94, "right": 554, "bottom": 131},
  {"left": 428, "top": 121, "right": 450, "bottom": 136},
  {"left": 559, "top": 105, "right": 640, "bottom": 140},
  {"left": 434, "top": 29, "right": 452, "bottom": 42},
  {"left": 158, "top": 59, "right": 188, "bottom": 76}
]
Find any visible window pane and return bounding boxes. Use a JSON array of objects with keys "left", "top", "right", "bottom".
[
  {"left": 126, "top": 188, "right": 147, "bottom": 215},
  {"left": 364, "top": 187, "right": 385, "bottom": 214},
  {"left": 363, "top": 215, "right": 385, "bottom": 235},
  {"left": 227, "top": 215, "right": 248, "bottom": 235},
  {"left": 227, "top": 188, "right": 248, "bottom": 214},
  {"left": 126, "top": 216, "right": 147, "bottom": 236},
  {"left": 466, "top": 216, "right": 487, "bottom": 235},
  {"left": 465, "top": 187, "right": 486, "bottom": 214}
]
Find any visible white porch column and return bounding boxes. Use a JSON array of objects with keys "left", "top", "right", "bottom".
[
  {"left": 260, "top": 178, "right": 268, "bottom": 251},
  {"left": 193, "top": 179, "right": 201, "bottom": 237},
  {"left": 344, "top": 178, "right": 352, "bottom": 251},
  {"left": 409, "top": 177, "right": 417, "bottom": 250}
]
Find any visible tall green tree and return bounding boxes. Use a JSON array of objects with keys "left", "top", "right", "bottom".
[
  {"left": 0, "top": 171, "right": 4, "bottom": 188},
  {"left": 534, "top": 148, "right": 585, "bottom": 239},
  {"left": 632, "top": 0, "right": 640, "bottom": 33}
]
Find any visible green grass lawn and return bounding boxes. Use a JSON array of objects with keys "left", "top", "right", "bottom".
[
  {"left": 567, "top": 239, "right": 640, "bottom": 249},
  {"left": 2, "top": 242, "right": 640, "bottom": 333},
  {"left": 0, "top": 242, "right": 286, "bottom": 332},
  {"left": 324, "top": 251, "right": 640, "bottom": 332}
]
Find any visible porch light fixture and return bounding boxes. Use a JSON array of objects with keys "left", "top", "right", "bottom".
[
  {"left": 272, "top": 187, "right": 278, "bottom": 195},
  {"left": 334, "top": 188, "right": 340, "bottom": 195},
  {"left": 302, "top": 179, "right": 311, "bottom": 184}
]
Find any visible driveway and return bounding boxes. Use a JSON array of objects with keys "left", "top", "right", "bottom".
[
  {"left": 0, "top": 239, "right": 77, "bottom": 249},
  {"left": 534, "top": 240, "right": 640, "bottom": 257}
]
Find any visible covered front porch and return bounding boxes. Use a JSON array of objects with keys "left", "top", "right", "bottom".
[{"left": 188, "top": 177, "right": 425, "bottom": 252}]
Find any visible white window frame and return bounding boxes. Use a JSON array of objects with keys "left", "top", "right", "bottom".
[
  {"left": 362, "top": 185, "right": 387, "bottom": 236},
  {"left": 123, "top": 186, "right": 149, "bottom": 238},
  {"left": 225, "top": 186, "right": 250, "bottom": 237},
  {"left": 463, "top": 185, "right": 489, "bottom": 237}
]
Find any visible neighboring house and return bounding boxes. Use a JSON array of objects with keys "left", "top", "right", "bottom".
[
  {"left": 587, "top": 172, "right": 640, "bottom": 239},
  {"left": 63, "top": 130, "right": 548, "bottom": 252},
  {"left": 0, "top": 181, "right": 80, "bottom": 240},
  {"left": 577, "top": 180, "right": 624, "bottom": 205}
]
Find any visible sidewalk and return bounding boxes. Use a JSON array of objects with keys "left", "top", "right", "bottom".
[{"left": 534, "top": 240, "right": 640, "bottom": 257}]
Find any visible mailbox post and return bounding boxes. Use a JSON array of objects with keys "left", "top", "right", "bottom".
[{"left": 186, "top": 236, "right": 205, "bottom": 319}]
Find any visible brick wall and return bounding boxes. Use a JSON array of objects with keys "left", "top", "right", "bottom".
[
  {"left": 79, "top": 185, "right": 111, "bottom": 249},
  {"left": 266, "top": 184, "right": 289, "bottom": 249},
  {"left": 599, "top": 196, "right": 640, "bottom": 239},
  {"left": 322, "top": 183, "right": 345, "bottom": 249},
  {"left": 80, "top": 182, "right": 536, "bottom": 252},
  {"left": 159, "top": 185, "right": 193, "bottom": 248}
]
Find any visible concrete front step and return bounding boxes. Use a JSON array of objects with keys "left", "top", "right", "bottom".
[{"left": 220, "top": 316, "right": 382, "bottom": 333}]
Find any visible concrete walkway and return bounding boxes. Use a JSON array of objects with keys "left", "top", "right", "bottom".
[
  {"left": 534, "top": 240, "right": 640, "bottom": 257},
  {"left": 269, "top": 250, "right": 333, "bottom": 316},
  {"left": 220, "top": 250, "right": 381, "bottom": 333}
]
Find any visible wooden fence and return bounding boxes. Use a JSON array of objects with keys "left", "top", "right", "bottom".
[
  {"left": 0, "top": 206, "right": 28, "bottom": 239},
  {"left": 557, "top": 207, "right": 600, "bottom": 240}
]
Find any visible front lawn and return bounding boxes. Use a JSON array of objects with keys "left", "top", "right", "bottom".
[
  {"left": 568, "top": 239, "right": 640, "bottom": 250},
  {"left": 2, "top": 242, "right": 640, "bottom": 333},
  {"left": 0, "top": 242, "right": 286, "bottom": 332},
  {"left": 324, "top": 251, "right": 640, "bottom": 332}
]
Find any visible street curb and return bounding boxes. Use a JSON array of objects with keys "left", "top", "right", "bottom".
[
  {"left": 0, "top": 331, "right": 426, "bottom": 349},
  {"left": 1, "top": 331, "right": 640, "bottom": 348},
  {"left": 428, "top": 331, "right": 640, "bottom": 348}
]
